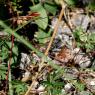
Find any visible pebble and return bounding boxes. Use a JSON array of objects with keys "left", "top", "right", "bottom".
[
  {"left": 70, "top": 13, "right": 90, "bottom": 32},
  {"left": 81, "top": 15, "right": 90, "bottom": 31},
  {"left": 85, "top": 79, "right": 95, "bottom": 93},
  {"left": 64, "top": 83, "right": 74, "bottom": 92},
  {"left": 73, "top": 48, "right": 80, "bottom": 54},
  {"left": 74, "top": 53, "right": 91, "bottom": 68},
  {"left": 21, "top": 71, "right": 31, "bottom": 82},
  {"left": 37, "top": 85, "right": 45, "bottom": 92},
  {"left": 90, "top": 81, "right": 95, "bottom": 86},
  {"left": 20, "top": 53, "right": 30, "bottom": 70},
  {"left": 62, "top": 67, "right": 79, "bottom": 80}
]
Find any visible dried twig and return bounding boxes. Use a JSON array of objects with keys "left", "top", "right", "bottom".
[
  {"left": 45, "top": 6, "right": 64, "bottom": 56},
  {"left": 5, "top": 1, "right": 15, "bottom": 95}
]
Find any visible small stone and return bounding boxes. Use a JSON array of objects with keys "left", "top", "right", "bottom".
[
  {"left": 71, "top": 14, "right": 90, "bottom": 32},
  {"left": 20, "top": 53, "right": 30, "bottom": 69},
  {"left": 81, "top": 15, "right": 90, "bottom": 31},
  {"left": 62, "top": 25, "right": 72, "bottom": 34},
  {"left": 90, "top": 81, "right": 95, "bottom": 86},
  {"left": 74, "top": 53, "right": 91, "bottom": 68},
  {"left": 79, "top": 56, "right": 91, "bottom": 68},
  {"left": 62, "top": 67, "right": 79, "bottom": 80},
  {"left": 71, "top": 14, "right": 84, "bottom": 26},
  {"left": 51, "top": 17, "right": 58, "bottom": 29},
  {"left": 73, "top": 48, "right": 80, "bottom": 54},
  {"left": 64, "top": 83, "right": 74, "bottom": 92},
  {"left": 37, "top": 85, "right": 45, "bottom": 92},
  {"left": 21, "top": 53, "right": 30, "bottom": 64},
  {"left": 21, "top": 71, "right": 31, "bottom": 82},
  {"left": 85, "top": 79, "right": 95, "bottom": 93}
]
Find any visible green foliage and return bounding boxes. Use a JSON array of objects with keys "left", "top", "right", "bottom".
[
  {"left": 65, "top": 0, "right": 77, "bottom": 6},
  {"left": 30, "top": 3, "right": 52, "bottom": 44},
  {"left": 73, "top": 81, "right": 85, "bottom": 92},
  {"left": 35, "top": 29, "right": 51, "bottom": 44},
  {"left": 0, "top": 40, "right": 18, "bottom": 65},
  {"left": 42, "top": 71, "right": 64, "bottom": 95},
  {"left": 1, "top": 42, "right": 9, "bottom": 61},
  {"left": 73, "top": 27, "right": 95, "bottom": 52},
  {"left": 9, "top": 69, "right": 13, "bottom": 95},
  {"left": 0, "top": 64, "right": 7, "bottom": 80},
  {"left": 12, "top": 80, "right": 27, "bottom": 95},
  {"left": 86, "top": 1, "right": 95, "bottom": 11},
  {"left": 30, "top": 3, "right": 48, "bottom": 30},
  {"left": 44, "top": 1, "right": 57, "bottom": 15}
]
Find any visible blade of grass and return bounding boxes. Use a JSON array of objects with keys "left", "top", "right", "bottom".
[
  {"left": 0, "top": 20, "right": 43, "bottom": 57},
  {"left": 8, "top": 68, "right": 13, "bottom": 95}
]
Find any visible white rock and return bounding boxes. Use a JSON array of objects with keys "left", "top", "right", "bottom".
[
  {"left": 90, "top": 81, "right": 95, "bottom": 86},
  {"left": 64, "top": 83, "right": 73, "bottom": 92},
  {"left": 82, "top": 15, "right": 90, "bottom": 31},
  {"left": 19, "top": 63, "right": 24, "bottom": 70},
  {"left": 37, "top": 85, "right": 45, "bottom": 92},
  {"left": 71, "top": 14, "right": 90, "bottom": 32},
  {"left": 73, "top": 48, "right": 80, "bottom": 54},
  {"left": 22, "top": 71, "right": 31, "bottom": 82},
  {"left": 74, "top": 53, "right": 91, "bottom": 68},
  {"left": 20, "top": 53, "right": 30, "bottom": 69},
  {"left": 85, "top": 79, "right": 95, "bottom": 93},
  {"left": 79, "top": 59, "right": 91, "bottom": 68},
  {"left": 21, "top": 53, "right": 30, "bottom": 64}
]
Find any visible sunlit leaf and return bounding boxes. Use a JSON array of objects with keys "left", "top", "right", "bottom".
[{"left": 30, "top": 4, "right": 48, "bottom": 29}]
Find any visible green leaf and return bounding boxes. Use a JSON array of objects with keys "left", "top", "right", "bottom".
[
  {"left": 12, "top": 80, "right": 27, "bottom": 95},
  {"left": 44, "top": 2, "right": 57, "bottom": 15},
  {"left": 1, "top": 45, "right": 9, "bottom": 60},
  {"left": 65, "top": 0, "right": 76, "bottom": 6},
  {"left": 74, "top": 81, "right": 85, "bottom": 91},
  {"left": 80, "top": 91, "right": 93, "bottom": 95},
  {"left": 85, "top": 43, "right": 94, "bottom": 52},
  {"left": 80, "top": 35, "right": 87, "bottom": 42},
  {"left": 30, "top": 4, "right": 48, "bottom": 29},
  {"left": 88, "top": 33, "right": 95, "bottom": 43},
  {"left": 87, "top": 2, "right": 95, "bottom": 11},
  {"left": 6, "top": 42, "right": 18, "bottom": 56},
  {"left": 36, "top": 29, "right": 51, "bottom": 44},
  {"left": 0, "top": 64, "right": 7, "bottom": 80}
]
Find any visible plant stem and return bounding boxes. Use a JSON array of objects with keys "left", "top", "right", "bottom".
[{"left": 45, "top": 6, "right": 64, "bottom": 56}]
